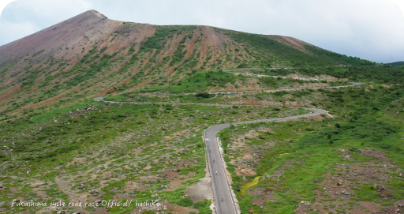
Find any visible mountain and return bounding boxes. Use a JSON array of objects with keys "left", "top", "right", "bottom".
[
  {"left": 0, "top": 10, "right": 372, "bottom": 117},
  {"left": 386, "top": 61, "right": 404, "bottom": 66}
]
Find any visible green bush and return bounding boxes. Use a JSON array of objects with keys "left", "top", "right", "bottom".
[{"left": 195, "top": 92, "right": 212, "bottom": 98}]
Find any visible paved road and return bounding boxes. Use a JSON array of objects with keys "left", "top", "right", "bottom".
[
  {"left": 103, "top": 101, "right": 265, "bottom": 107},
  {"left": 223, "top": 66, "right": 294, "bottom": 72},
  {"left": 101, "top": 98, "right": 330, "bottom": 213},
  {"left": 127, "top": 82, "right": 362, "bottom": 97},
  {"left": 100, "top": 99, "right": 342, "bottom": 214},
  {"left": 203, "top": 107, "right": 327, "bottom": 214}
]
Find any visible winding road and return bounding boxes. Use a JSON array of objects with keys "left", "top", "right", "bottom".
[
  {"left": 101, "top": 99, "right": 330, "bottom": 213},
  {"left": 203, "top": 107, "right": 328, "bottom": 214},
  {"left": 98, "top": 82, "right": 362, "bottom": 213},
  {"left": 128, "top": 82, "right": 362, "bottom": 97}
]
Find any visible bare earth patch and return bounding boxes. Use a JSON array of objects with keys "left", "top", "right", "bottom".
[{"left": 185, "top": 166, "right": 214, "bottom": 202}]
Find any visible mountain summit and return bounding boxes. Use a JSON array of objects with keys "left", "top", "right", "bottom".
[{"left": 0, "top": 10, "right": 118, "bottom": 66}]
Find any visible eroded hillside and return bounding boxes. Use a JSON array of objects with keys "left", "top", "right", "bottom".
[{"left": 0, "top": 10, "right": 369, "bottom": 120}]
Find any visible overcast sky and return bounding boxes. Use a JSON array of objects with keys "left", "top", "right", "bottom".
[{"left": 0, "top": 0, "right": 403, "bottom": 63}]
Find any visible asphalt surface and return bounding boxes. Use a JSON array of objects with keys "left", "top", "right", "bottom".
[
  {"left": 127, "top": 82, "right": 362, "bottom": 97},
  {"left": 203, "top": 107, "right": 327, "bottom": 214}
]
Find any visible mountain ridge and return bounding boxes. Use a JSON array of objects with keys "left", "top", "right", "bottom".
[{"left": 386, "top": 61, "right": 404, "bottom": 66}]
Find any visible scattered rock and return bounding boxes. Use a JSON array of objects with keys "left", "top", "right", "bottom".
[
  {"left": 341, "top": 190, "right": 350, "bottom": 195},
  {"left": 300, "top": 201, "right": 311, "bottom": 205},
  {"left": 344, "top": 155, "right": 352, "bottom": 160}
]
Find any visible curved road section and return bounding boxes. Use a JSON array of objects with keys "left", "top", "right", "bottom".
[{"left": 203, "top": 108, "right": 327, "bottom": 214}]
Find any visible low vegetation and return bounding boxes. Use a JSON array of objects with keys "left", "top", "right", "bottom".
[
  {"left": 0, "top": 96, "right": 301, "bottom": 213},
  {"left": 219, "top": 84, "right": 404, "bottom": 214}
]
